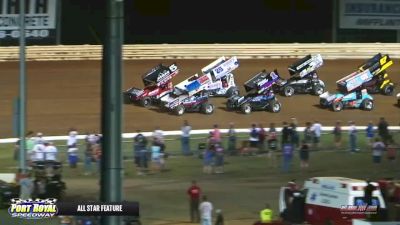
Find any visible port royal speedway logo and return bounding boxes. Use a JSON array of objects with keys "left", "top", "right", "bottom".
[
  {"left": 8, "top": 198, "right": 58, "bottom": 219},
  {"left": 340, "top": 205, "right": 378, "bottom": 215}
]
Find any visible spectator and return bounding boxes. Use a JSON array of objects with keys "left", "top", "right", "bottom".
[
  {"left": 282, "top": 142, "right": 294, "bottom": 173},
  {"left": 31, "top": 141, "right": 45, "bottom": 162},
  {"left": 299, "top": 140, "right": 310, "bottom": 169},
  {"left": 281, "top": 122, "right": 291, "bottom": 147},
  {"left": 377, "top": 117, "right": 389, "bottom": 144},
  {"left": 348, "top": 121, "right": 358, "bottom": 153},
  {"left": 366, "top": 121, "right": 375, "bottom": 146},
  {"left": 310, "top": 120, "right": 322, "bottom": 149},
  {"left": 333, "top": 121, "right": 342, "bottom": 149},
  {"left": 203, "top": 141, "right": 214, "bottom": 175},
  {"left": 199, "top": 195, "right": 213, "bottom": 225},
  {"left": 151, "top": 139, "right": 162, "bottom": 172},
  {"left": 372, "top": 137, "right": 385, "bottom": 166},
  {"left": 93, "top": 143, "right": 102, "bottom": 174},
  {"left": 181, "top": 120, "right": 192, "bottom": 155},
  {"left": 152, "top": 126, "right": 164, "bottom": 144},
  {"left": 249, "top": 123, "right": 259, "bottom": 155},
  {"left": 134, "top": 130, "right": 148, "bottom": 175},
  {"left": 44, "top": 142, "right": 58, "bottom": 161},
  {"left": 258, "top": 123, "right": 266, "bottom": 153},
  {"left": 227, "top": 122, "right": 237, "bottom": 155},
  {"left": 67, "top": 128, "right": 78, "bottom": 148},
  {"left": 19, "top": 172, "right": 34, "bottom": 199},
  {"left": 215, "top": 209, "right": 224, "bottom": 225},
  {"left": 267, "top": 122, "right": 278, "bottom": 151},
  {"left": 187, "top": 180, "right": 201, "bottom": 223},
  {"left": 212, "top": 124, "right": 221, "bottom": 144},
  {"left": 84, "top": 134, "right": 93, "bottom": 175},
  {"left": 214, "top": 143, "right": 224, "bottom": 174},
  {"left": 290, "top": 119, "right": 299, "bottom": 149}
]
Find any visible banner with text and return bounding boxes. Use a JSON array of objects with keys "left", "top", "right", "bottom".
[
  {"left": 0, "top": 0, "right": 56, "bottom": 41},
  {"left": 339, "top": 0, "right": 400, "bottom": 30}
]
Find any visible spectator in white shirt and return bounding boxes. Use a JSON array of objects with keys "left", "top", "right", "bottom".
[
  {"left": 44, "top": 142, "right": 58, "bottom": 161},
  {"left": 348, "top": 121, "right": 358, "bottom": 153},
  {"left": 31, "top": 143, "right": 45, "bottom": 162},
  {"left": 310, "top": 120, "right": 322, "bottom": 149},
  {"left": 181, "top": 120, "right": 191, "bottom": 156},
  {"left": 152, "top": 127, "right": 164, "bottom": 144},
  {"left": 199, "top": 195, "right": 213, "bottom": 225},
  {"left": 67, "top": 129, "right": 78, "bottom": 148}
]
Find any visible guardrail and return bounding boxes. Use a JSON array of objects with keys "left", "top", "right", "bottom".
[
  {"left": 0, "top": 43, "right": 399, "bottom": 61},
  {"left": 1, "top": 126, "right": 399, "bottom": 144}
]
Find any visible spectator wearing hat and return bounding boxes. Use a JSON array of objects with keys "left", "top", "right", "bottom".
[{"left": 181, "top": 120, "right": 192, "bottom": 156}]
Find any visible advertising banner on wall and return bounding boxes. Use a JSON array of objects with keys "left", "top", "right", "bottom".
[
  {"left": 339, "top": 0, "right": 400, "bottom": 30},
  {"left": 0, "top": 0, "right": 56, "bottom": 42}
]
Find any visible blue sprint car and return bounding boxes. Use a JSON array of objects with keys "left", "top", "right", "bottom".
[{"left": 319, "top": 89, "right": 374, "bottom": 112}]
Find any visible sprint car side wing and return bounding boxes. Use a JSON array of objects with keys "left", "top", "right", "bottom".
[
  {"left": 202, "top": 56, "right": 239, "bottom": 80},
  {"left": 142, "top": 63, "right": 179, "bottom": 86},
  {"left": 288, "top": 54, "right": 323, "bottom": 78}
]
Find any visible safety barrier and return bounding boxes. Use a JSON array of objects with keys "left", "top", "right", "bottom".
[
  {"left": 1, "top": 126, "right": 399, "bottom": 144},
  {"left": 0, "top": 43, "right": 399, "bottom": 61}
]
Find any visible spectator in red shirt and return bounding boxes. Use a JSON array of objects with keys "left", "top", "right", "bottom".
[{"left": 187, "top": 180, "right": 201, "bottom": 223}]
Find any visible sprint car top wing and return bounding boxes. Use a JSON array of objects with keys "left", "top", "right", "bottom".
[
  {"left": 142, "top": 63, "right": 179, "bottom": 86},
  {"left": 244, "top": 70, "right": 280, "bottom": 93},
  {"left": 336, "top": 69, "right": 373, "bottom": 92},
  {"left": 173, "top": 74, "right": 211, "bottom": 96},
  {"left": 201, "top": 56, "right": 239, "bottom": 80},
  {"left": 288, "top": 54, "right": 323, "bottom": 78},
  {"left": 358, "top": 53, "right": 393, "bottom": 76}
]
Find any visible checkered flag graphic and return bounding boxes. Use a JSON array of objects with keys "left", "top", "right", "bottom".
[{"left": 43, "top": 198, "right": 58, "bottom": 204}]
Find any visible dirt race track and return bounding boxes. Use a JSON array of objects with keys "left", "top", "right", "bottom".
[{"left": 0, "top": 59, "right": 399, "bottom": 137}]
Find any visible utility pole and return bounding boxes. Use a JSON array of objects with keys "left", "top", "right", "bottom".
[
  {"left": 19, "top": 0, "right": 27, "bottom": 173},
  {"left": 100, "top": 0, "right": 124, "bottom": 224}
]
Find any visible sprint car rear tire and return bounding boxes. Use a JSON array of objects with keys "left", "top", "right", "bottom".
[
  {"left": 140, "top": 97, "right": 151, "bottom": 107},
  {"left": 174, "top": 105, "right": 185, "bottom": 116},
  {"left": 332, "top": 101, "right": 343, "bottom": 112},
  {"left": 382, "top": 84, "right": 394, "bottom": 96},
  {"left": 362, "top": 99, "right": 374, "bottom": 111},
  {"left": 319, "top": 99, "right": 328, "bottom": 108},
  {"left": 269, "top": 100, "right": 281, "bottom": 113},
  {"left": 312, "top": 84, "right": 324, "bottom": 96},
  {"left": 201, "top": 103, "right": 214, "bottom": 114},
  {"left": 226, "top": 87, "right": 239, "bottom": 97},
  {"left": 283, "top": 86, "right": 295, "bottom": 97},
  {"left": 241, "top": 103, "right": 252, "bottom": 114}
]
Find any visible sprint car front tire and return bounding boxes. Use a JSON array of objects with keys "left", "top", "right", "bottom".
[
  {"left": 382, "top": 84, "right": 394, "bottom": 96},
  {"left": 312, "top": 84, "right": 325, "bottom": 96},
  {"left": 201, "top": 103, "right": 214, "bottom": 114},
  {"left": 269, "top": 100, "right": 281, "bottom": 113},
  {"left": 226, "top": 101, "right": 235, "bottom": 111},
  {"left": 319, "top": 99, "right": 328, "bottom": 108},
  {"left": 241, "top": 103, "right": 252, "bottom": 114},
  {"left": 362, "top": 99, "right": 374, "bottom": 111},
  {"left": 174, "top": 105, "right": 185, "bottom": 116},
  {"left": 283, "top": 86, "right": 295, "bottom": 97},
  {"left": 332, "top": 101, "right": 343, "bottom": 112},
  {"left": 140, "top": 97, "right": 151, "bottom": 107}
]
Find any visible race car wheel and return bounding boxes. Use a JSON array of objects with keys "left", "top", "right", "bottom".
[
  {"left": 382, "top": 84, "right": 394, "bottom": 96},
  {"left": 283, "top": 86, "right": 295, "bottom": 97},
  {"left": 362, "top": 99, "right": 374, "bottom": 111},
  {"left": 140, "top": 97, "right": 151, "bottom": 107},
  {"left": 241, "top": 103, "right": 252, "bottom": 114},
  {"left": 174, "top": 105, "right": 185, "bottom": 116},
  {"left": 226, "top": 101, "right": 235, "bottom": 111},
  {"left": 312, "top": 84, "right": 324, "bottom": 95},
  {"left": 332, "top": 101, "right": 343, "bottom": 112},
  {"left": 227, "top": 87, "right": 239, "bottom": 97},
  {"left": 269, "top": 101, "right": 281, "bottom": 113},
  {"left": 123, "top": 93, "right": 132, "bottom": 104},
  {"left": 201, "top": 103, "right": 214, "bottom": 114},
  {"left": 319, "top": 99, "right": 328, "bottom": 108}
]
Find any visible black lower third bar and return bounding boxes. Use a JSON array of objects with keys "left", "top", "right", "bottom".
[{"left": 56, "top": 201, "right": 139, "bottom": 216}]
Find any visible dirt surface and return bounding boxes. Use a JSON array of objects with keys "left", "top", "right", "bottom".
[{"left": 0, "top": 59, "right": 399, "bottom": 137}]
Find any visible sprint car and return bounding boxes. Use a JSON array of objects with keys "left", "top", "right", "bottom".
[
  {"left": 226, "top": 70, "right": 281, "bottom": 114},
  {"left": 123, "top": 63, "right": 179, "bottom": 107},
  {"left": 160, "top": 73, "right": 214, "bottom": 116},
  {"left": 319, "top": 89, "right": 374, "bottom": 112},
  {"left": 200, "top": 56, "right": 240, "bottom": 97},
  {"left": 273, "top": 54, "right": 325, "bottom": 97}
]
